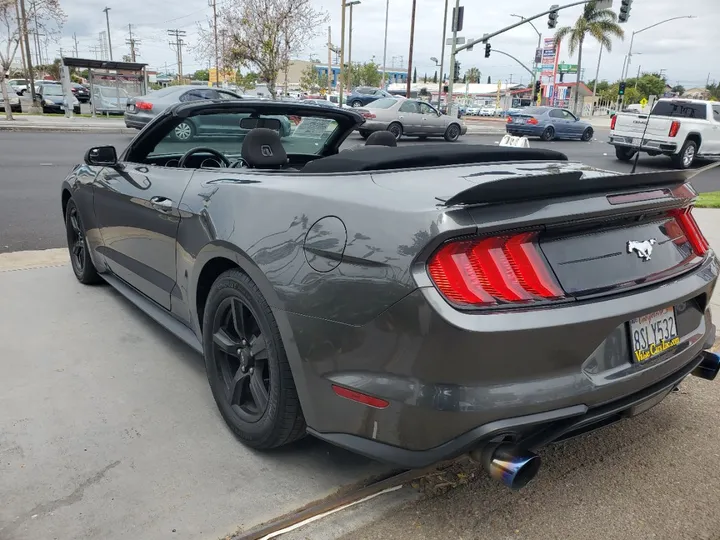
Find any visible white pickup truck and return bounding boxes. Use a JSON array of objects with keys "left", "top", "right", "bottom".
[{"left": 608, "top": 98, "right": 720, "bottom": 169}]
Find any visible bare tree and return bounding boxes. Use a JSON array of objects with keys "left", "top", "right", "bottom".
[
  {"left": 194, "top": 0, "right": 327, "bottom": 99},
  {"left": 0, "top": 0, "right": 20, "bottom": 120}
]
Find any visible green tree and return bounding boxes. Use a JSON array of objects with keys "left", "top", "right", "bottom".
[
  {"left": 193, "top": 69, "right": 210, "bottom": 81},
  {"left": 554, "top": 1, "right": 624, "bottom": 115},
  {"left": 412, "top": 67, "right": 417, "bottom": 83},
  {"left": 487, "top": 75, "right": 491, "bottom": 84},
  {"left": 343, "top": 61, "right": 381, "bottom": 87},
  {"left": 432, "top": 71, "right": 438, "bottom": 83},
  {"left": 634, "top": 73, "right": 666, "bottom": 99},
  {"left": 671, "top": 84, "right": 685, "bottom": 95},
  {"left": 422, "top": 72, "right": 427, "bottom": 83},
  {"left": 465, "top": 67, "right": 480, "bottom": 84},
  {"left": 707, "top": 83, "right": 720, "bottom": 100},
  {"left": 299, "top": 63, "right": 328, "bottom": 92},
  {"left": 235, "top": 71, "right": 259, "bottom": 93}
]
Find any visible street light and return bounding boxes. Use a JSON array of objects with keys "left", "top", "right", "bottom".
[
  {"left": 102, "top": 7, "right": 113, "bottom": 61},
  {"left": 622, "top": 15, "right": 696, "bottom": 80},
  {"left": 511, "top": 14, "right": 541, "bottom": 88},
  {"left": 381, "top": 0, "right": 389, "bottom": 88}
]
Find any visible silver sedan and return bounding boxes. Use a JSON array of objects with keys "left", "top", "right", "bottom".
[{"left": 357, "top": 98, "right": 468, "bottom": 142}]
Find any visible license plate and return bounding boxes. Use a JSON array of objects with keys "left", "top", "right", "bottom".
[
  {"left": 632, "top": 137, "right": 641, "bottom": 146},
  {"left": 516, "top": 118, "right": 525, "bottom": 124},
  {"left": 629, "top": 307, "right": 679, "bottom": 363}
]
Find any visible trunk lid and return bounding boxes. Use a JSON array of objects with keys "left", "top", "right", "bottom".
[{"left": 613, "top": 113, "right": 673, "bottom": 138}]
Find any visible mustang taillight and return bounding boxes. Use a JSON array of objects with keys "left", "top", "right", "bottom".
[
  {"left": 670, "top": 207, "right": 710, "bottom": 256},
  {"left": 135, "top": 101, "right": 153, "bottom": 110},
  {"left": 427, "top": 232, "right": 564, "bottom": 307}
]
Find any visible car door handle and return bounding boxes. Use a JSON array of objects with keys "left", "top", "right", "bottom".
[{"left": 150, "top": 196, "right": 173, "bottom": 211}]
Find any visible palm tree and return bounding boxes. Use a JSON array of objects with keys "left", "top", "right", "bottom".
[
  {"left": 554, "top": 1, "right": 624, "bottom": 116},
  {"left": 465, "top": 67, "right": 481, "bottom": 84}
]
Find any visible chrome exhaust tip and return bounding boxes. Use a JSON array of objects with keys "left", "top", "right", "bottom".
[
  {"left": 470, "top": 443, "right": 541, "bottom": 490},
  {"left": 692, "top": 351, "right": 720, "bottom": 381}
]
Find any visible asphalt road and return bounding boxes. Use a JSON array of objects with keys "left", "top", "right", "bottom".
[{"left": 1, "top": 129, "right": 718, "bottom": 254}]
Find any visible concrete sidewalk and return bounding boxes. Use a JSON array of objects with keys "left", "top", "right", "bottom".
[{"left": 0, "top": 114, "right": 134, "bottom": 134}]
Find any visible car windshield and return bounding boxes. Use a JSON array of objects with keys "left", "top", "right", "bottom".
[
  {"left": 147, "top": 111, "right": 342, "bottom": 159},
  {"left": 366, "top": 98, "right": 397, "bottom": 109},
  {"left": 43, "top": 86, "right": 63, "bottom": 96}
]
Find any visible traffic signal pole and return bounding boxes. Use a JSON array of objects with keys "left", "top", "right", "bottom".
[{"left": 446, "top": 0, "right": 461, "bottom": 115}]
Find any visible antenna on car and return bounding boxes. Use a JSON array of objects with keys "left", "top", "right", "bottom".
[{"left": 630, "top": 99, "right": 653, "bottom": 174}]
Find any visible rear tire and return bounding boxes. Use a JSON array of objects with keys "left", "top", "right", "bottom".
[
  {"left": 202, "top": 269, "right": 306, "bottom": 450},
  {"left": 351, "top": 100, "right": 363, "bottom": 108},
  {"left": 65, "top": 199, "right": 102, "bottom": 285},
  {"left": 615, "top": 146, "right": 636, "bottom": 161},
  {"left": 444, "top": 123, "right": 461, "bottom": 142},
  {"left": 540, "top": 126, "right": 555, "bottom": 141},
  {"left": 671, "top": 139, "right": 697, "bottom": 169},
  {"left": 387, "top": 122, "right": 403, "bottom": 141}
]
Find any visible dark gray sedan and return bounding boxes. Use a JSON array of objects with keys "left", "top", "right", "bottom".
[
  {"left": 62, "top": 98, "right": 719, "bottom": 490},
  {"left": 506, "top": 106, "right": 594, "bottom": 141}
]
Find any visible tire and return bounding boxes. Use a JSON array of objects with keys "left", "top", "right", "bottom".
[
  {"left": 540, "top": 126, "right": 555, "bottom": 141},
  {"left": 359, "top": 130, "right": 370, "bottom": 140},
  {"left": 387, "top": 122, "right": 403, "bottom": 141},
  {"left": 581, "top": 127, "right": 594, "bottom": 141},
  {"left": 202, "top": 269, "right": 305, "bottom": 450},
  {"left": 65, "top": 199, "right": 101, "bottom": 285},
  {"left": 171, "top": 120, "right": 195, "bottom": 141},
  {"left": 615, "top": 146, "right": 636, "bottom": 161},
  {"left": 671, "top": 139, "right": 697, "bottom": 169},
  {"left": 350, "top": 100, "right": 363, "bottom": 108},
  {"left": 444, "top": 123, "right": 461, "bottom": 142}
]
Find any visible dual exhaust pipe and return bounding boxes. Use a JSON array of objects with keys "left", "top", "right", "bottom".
[{"left": 471, "top": 351, "right": 720, "bottom": 490}]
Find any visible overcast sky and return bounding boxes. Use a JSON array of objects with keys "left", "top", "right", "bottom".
[{"left": 55, "top": 0, "right": 716, "bottom": 88}]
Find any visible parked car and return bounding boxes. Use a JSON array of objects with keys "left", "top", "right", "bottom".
[
  {"left": 91, "top": 85, "right": 131, "bottom": 114},
  {"left": 71, "top": 83, "right": 91, "bottom": 103},
  {"left": 480, "top": 105, "right": 501, "bottom": 117},
  {"left": 60, "top": 98, "right": 719, "bottom": 489},
  {"left": 357, "top": 97, "right": 466, "bottom": 141},
  {"left": 8, "top": 78, "right": 29, "bottom": 95},
  {"left": 37, "top": 84, "right": 80, "bottom": 114},
  {"left": 0, "top": 86, "right": 22, "bottom": 113},
  {"left": 609, "top": 99, "right": 720, "bottom": 169},
  {"left": 347, "top": 86, "right": 395, "bottom": 108},
  {"left": 465, "top": 106, "right": 481, "bottom": 116},
  {"left": 301, "top": 98, "right": 338, "bottom": 108},
  {"left": 506, "top": 106, "right": 594, "bottom": 141},
  {"left": 124, "top": 85, "right": 245, "bottom": 131}
]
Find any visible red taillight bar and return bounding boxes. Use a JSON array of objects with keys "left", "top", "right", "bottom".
[
  {"left": 135, "top": 101, "right": 153, "bottom": 110},
  {"left": 610, "top": 114, "right": 617, "bottom": 130},
  {"left": 669, "top": 120, "right": 681, "bottom": 137},
  {"left": 331, "top": 385, "right": 389, "bottom": 409},
  {"left": 527, "top": 117, "right": 538, "bottom": 125},
  {"left": 427, "top": 232, "right": 564, "bottom": 307},
  {"left": 670, "top": 207, "right": 710, "bottom": 256}
]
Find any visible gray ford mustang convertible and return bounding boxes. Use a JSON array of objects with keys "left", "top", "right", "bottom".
[{"left": 61, "top": 99, "right": 719, "bottom": 489}]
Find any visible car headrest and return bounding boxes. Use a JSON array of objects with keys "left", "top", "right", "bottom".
[
  {"left": 241, "top": 128, "right": 288, "bottom": 168},
  {"left": 365, "top": 131, "right": 397, "bottom": 147}
]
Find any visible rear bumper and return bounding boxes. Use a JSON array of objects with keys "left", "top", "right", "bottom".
[
  {"left": 124, "top": 113, "right": 151, "bottom": 129},
  {"left": 609, "top": 134, "right": 678, "bottom": 154},
  {"left": 506, "top": 124, "right": 544, "bottom": 137},
  {"left": 291, "top": 255, "right": 718, "bottom": 467}
]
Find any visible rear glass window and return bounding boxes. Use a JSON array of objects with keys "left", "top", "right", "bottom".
[
  {"left": 366, "top": 98, "right": 396, "bottom": 109},
  {"left": 524, "top": 107, "right": 548, "bottom": 115},
  {"left": 651, "top": 101, "right": 707, "bottom": 119}
]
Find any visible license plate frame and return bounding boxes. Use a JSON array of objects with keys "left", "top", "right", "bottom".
[{"left": 628, "top": 306, "right": 679, "bottom": 363}]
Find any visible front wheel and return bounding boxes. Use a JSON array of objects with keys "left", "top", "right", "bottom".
[
  {"left": 171, "top": 120, "right": 195, "bottom": 141},
  {"left": 65, "top": 199, "right": 102, "bottom": 285},
  {"left": 581, "top": 127, "right": 594, "bottom": 141},
  {"left": 387, "top": 122, "right": 403, "bottom": 141},
  {"left": 615, "top": 146, "right": 636, "bottom": 161},
  {"left": 202, "top": 269, "right": 306, "bottom": 450},
  {"left": 350, "top": 100, "right": 363, "bottom": 108},
  {"left": 444, "top": 123, "right": 461, "bottom": 142},
  {"left": 540, "top": 126, "right": 555, "bottom": 141},
  {"left": 671, "top": 140, "right": 697, "bottom": 169}
]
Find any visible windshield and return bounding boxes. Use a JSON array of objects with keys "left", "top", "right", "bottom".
[
  {"left": 366, "top": 98, "right": 397, "bottom": 109},
  {"left": 43, "top": 86, "right": 63, "bottom": 96},
  {"left": 147, "top": 111, "right": 342, "bottom": 160},
  {"left": 650, "top": 101, "right": 707, "bottom": 120}
]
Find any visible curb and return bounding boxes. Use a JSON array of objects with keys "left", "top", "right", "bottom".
[{"left": 0, "top": 124, "right": 135, "bottom": 134}]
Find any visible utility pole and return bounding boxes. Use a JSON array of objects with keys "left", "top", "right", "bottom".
[
  {"left": 168, "top": 29, "right": 186, "bottom": 82},
  {"left": 446, "top": 0, "right": 460, "bottom": 114},
  {"left": 103, "top": 7, "right": 113, "bottom": 61},
  {"left": 14, "top": 0, "right": 28, "bottom": 82},
  {"left": 338, "top": 0, "right": 346, "bottom": 107},
  {"left": 220, "top": 29, "right": 227, "bottom": 86},
  {"left": 30, "top": 0, "right": 41, "bottom": 66},
  {"left": 73, "top": 33, "right": 79, "bottom": 57},
  {"left": 634, "top": 64, "right": 641, "bottom": 89},
  {"left": 18, "top": 0, "right": 39, "bottom": 110},
  {"left": 209, "top": 0, "right": 219, "bottom": 87},
  {"left": 126, "top": 24, "right": 140, "bottom": 62},
  {"left": 381, "top": 0, "right": 389, "bottom": 88},
  {"left": 437, "top": 0, "right": 449, "bottom": 107},
  {"left": 405, "top": 0, "right": 417, "bottom": 98},
  {"left": 346, "top": 1, "right": 360, "bottom": 92},
  {"left": 327, "top": 26, "right": 333, "bottom": 95}
]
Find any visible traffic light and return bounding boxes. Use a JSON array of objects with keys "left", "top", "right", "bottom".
[
  {"left": 619, "top": 0, "right": 632, "bottom": 23},
  {"left": 548, "top": 5, "right": 559, "bottom": 29},
  {"left": 534, "top": 80, "right": 541, "bottom": 97},
  {"left": 618, "top": 82, "right": 626, "bottom": 96},
  {"left": 484, "top": 42, "right": 491, "bottom": 58},
  {"left": 453, "top": 61, "right": 461, "bottom": 82}
]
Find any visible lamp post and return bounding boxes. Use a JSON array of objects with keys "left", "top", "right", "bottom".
[
  {"left": 437, "top": 0, "right": 449, "bottom": 107},
  {"left": 338, "top": 0, "right": 346, "bottom": 106},
  {"left": 345, "top": 1, "right": 360, "bottom": 91},
  {"left": 102, "top": 7, "right": 113, "bottom": 61},
  {"left": 510, "top": 13, "right": 541, "bottom": 89},
  {"left": 381, "top": 0, "right": 389, "bottom": 88}
]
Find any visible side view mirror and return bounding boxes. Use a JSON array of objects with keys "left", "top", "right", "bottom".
[{"left": 85, "top": 146, "right": 118, "bottom": 167}]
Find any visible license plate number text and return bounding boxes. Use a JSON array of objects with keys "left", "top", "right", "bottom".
[{"left": 629, "top": 307, "right": 679, "bottom": 363}]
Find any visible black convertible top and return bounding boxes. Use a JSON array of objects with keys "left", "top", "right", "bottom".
[{"left": 301, "top": 144, "right": 568, "bottom": 174}]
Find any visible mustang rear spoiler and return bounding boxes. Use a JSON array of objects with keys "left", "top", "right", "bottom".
[{"left": 439, "top": 163, "right": 720, "bottom": 207}]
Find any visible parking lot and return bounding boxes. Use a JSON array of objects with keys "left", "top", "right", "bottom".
[{"left": 1, "top": 128, "right": 719, "bottom": 540}]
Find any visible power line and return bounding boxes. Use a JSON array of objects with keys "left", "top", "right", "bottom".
[
  {"left": 126, "top": 24, "right": 141, "bottom": 62},
  {"left": 168, "top": 29, "right": 187, "bottom": 80}
]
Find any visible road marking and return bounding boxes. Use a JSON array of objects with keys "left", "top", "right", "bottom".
[{"left": 0, "top": 248, "right": 69, "bottom": 272}]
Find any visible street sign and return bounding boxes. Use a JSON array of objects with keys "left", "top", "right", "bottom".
[
  {"left": 557, "top": 62, "right": 578, "bottom": 74},
  {"left": 446, "top": 37, "right": 466, "bottom": 46},
  {"left": 639, "top": 98, "right": 648, "bottom": 107},
  {"left": 535, "top": 48, "right": 543, "bottom": 64}
]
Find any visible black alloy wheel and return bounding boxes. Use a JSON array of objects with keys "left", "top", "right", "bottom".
[
  {"left": 540, "top": 126, "right": 555, "bottom": 141},
  {"left": 444, "top": 123, "right": 461, "bottom": 142},
  {"left": 65, "top": 199, "right": 101, "bottom": 284},
  {"left": 203, "top": 269, "right": 305, "bottom": 449},
  {"left": 581, "top": 127, "right": 594, "bottom": 141}
]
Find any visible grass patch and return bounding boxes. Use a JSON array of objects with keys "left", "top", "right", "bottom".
[{"left": 696, "top": 191, "right": 720, "bottom": 209}]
